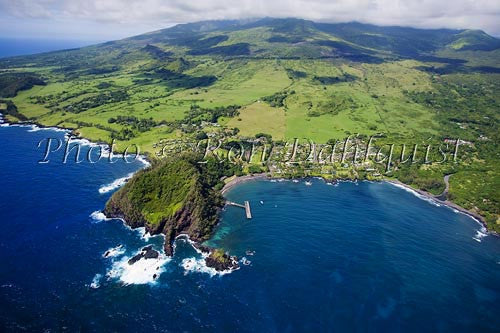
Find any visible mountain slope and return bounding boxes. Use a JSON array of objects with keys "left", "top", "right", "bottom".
[
  {"left": 2, "top": 18, "right": 499, "bottom": 68},
  {"left": 0, "top": 18, "right": 499, "bottom": 231}
]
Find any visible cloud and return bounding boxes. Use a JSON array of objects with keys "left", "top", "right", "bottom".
[
  {"left": 1, "top": 0, "right": 499, "bottom": 39},
  {"left": 0, "top": 0, "right": 55, "bottom": 19}
]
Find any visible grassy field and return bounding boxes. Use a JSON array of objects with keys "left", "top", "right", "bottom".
[
  {"left": 226, "top": 101, "right": 286, "bottom": 139},
  {"left": 0, "top": 18, "right": 498, "bottom": 231},
  {"left": 2, "top": 50, "right": 491, "bottom": 148}
]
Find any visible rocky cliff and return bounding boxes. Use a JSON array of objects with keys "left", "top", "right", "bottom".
[{"left": 104, "top": 154, "right": 225, "bottom": 256}]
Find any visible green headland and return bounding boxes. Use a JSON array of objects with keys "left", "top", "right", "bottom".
[{"left": 0, "top": 18, "right": 498, "bottom": 237}]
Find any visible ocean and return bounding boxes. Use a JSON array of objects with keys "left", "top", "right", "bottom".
[
  {"left": 0, "top": 123, "right": 499, "bottom": 332},
  {"left": 0, "top": 38, "right": 101, "bottom": 58}
]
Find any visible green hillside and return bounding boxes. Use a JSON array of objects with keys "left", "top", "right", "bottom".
[
  {"left": 104, "top": 153, "right": 239, "bottom": 254},
  {"left": 0, "top": 18, "right": 499, "bottom": 231}
]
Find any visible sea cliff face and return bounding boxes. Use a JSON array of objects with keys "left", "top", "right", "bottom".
[{"left": 104, "top": 154, "right": 225, "bottom": 256}]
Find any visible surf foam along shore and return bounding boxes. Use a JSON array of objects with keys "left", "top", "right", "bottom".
[
  {"left": 473, "top": 227, "right": 489, "bottom": 243},
  {"left": 106, "top": 245, "right": 170, "bottom": 285},
  {"left": 223, "top": 174, "right": 494, "bottom": 241},
  {"left": 102, "top": 245, "right": 126, "bottom": 258},
  {"left": 98, "top": 172, "right": 135, "bottom": 194},
  {"left": 64, "top": 135, "right": 151, "bottom": 169},
  {"left": 181, "top": 257, "right": 237, "bottom": 277},
  {"left": 0, "top": 112, "right": 70, "bottom": 133},
  {"left": 0, "top": 112, "right": 151, "bottom": 170},
  {"left": 387, "top": 181, "right": 443, "bottom": 208},
  {"left": 386, "top": 180, "right": 495, "bottom": 239},
  {"left": 94, "top": 144, "right": 150, "bottom": 194},
  {"left": 175, "top": 235, "right": 240, "bottom": 277},
  {"left": 90, "top": 210, "right": 110, "bottom": 223},
  {"left": 0, "top": 117, "right": 70, "bottom": 133}
]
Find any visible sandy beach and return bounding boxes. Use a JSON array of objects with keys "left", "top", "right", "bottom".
[{"left": 221, "top": 173, "right": 269, "bottom": 195}]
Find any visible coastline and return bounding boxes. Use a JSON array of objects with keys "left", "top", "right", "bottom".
[
  {"left": 0, "top": 114, "right": 152, "bottom": 167},
  {"left": 221, "top": 172, "right": 496, "bottom": 237},
  {"left": 0, "top": 113, "right": 153, "bottom": 163},
  {"left": 2, "top": 114, "right": 495, "bottom": 237},
  {"left": 221, "top": 173, "right": 269, "bottom": 195},
  {"left": 386, "top": 179, "right": 496, "bottom": 236}
]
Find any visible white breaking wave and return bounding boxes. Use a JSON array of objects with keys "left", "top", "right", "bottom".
[
  {"left": 27, "top": 125, "right": 42, "bottom": 132},
  {"left": 134, "top": 227, "right": 147, "bottom": 239},
  {"left": 141, "top": 230, "right": 152, "bottom": 242},
  {"left": 176, "top": 235, "right": 239, "bottom": 277},
  {"left": 241, "top": 257, "right": 251, "bottom": 265},
  {"left": 61, "top": 133, "right": 150, "bottom": 169},
  {"left": 97, "top": 152, "right": 150, "bottom": 195},
  {"left": 90, "top": 274, "right": 102, "bottom": 289},
  {"left": 137, "top": 155, "right": 151, "bottom": 168},
  {"left": 473, "top": 227, "right": 488, "bottom": 243},
  {"left": 388, "top": 182, "right": 442, "bottom": 207},
  {"left": 103, "top": 245, "right": 125, "bottom": 258},
  {"left": 0, "top": 119, "right": 70, "bottom": 133},
  {"left": 98, "top": 172, "right": 134, "bottom": 194},
  {"left": 90, "top": 210, "right": 108, "bottom": 222},
  {"left": 175, "top": 234, "right": 205, "bottom": 256},
  {"left": 107, "top": 250, "right": 170, "bottom": 285},
  {"left": 387, "top": 182, "right": 490, "bottom": 242},
  {"left": 67, "top": 137, "right": 96, "bottom": 147},
  {"left": 180, "top": 257, "right": 237, "bottom": 277},
  {"left": 27, "top": 125, "right": 68, "bottom": 133},
  {"left": 135, "top": 227, "right": 163, "bottom": 242}
]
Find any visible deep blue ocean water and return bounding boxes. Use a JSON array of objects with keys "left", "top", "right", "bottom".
[
  {"left": 0, "top": 38, "right": 101, "bottom": 58},
  {"left": 0, "top": 124, "right": 499, "bottom": 332}
]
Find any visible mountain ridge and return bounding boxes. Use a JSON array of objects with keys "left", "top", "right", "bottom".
[
  {"left": 0, "top": 17, "right": 498, "bottom": 233},
  {"left": 1, "top": 18, "right": 499, "bottom": 68}
]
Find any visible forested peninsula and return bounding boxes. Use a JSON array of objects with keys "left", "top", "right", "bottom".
[{"left": 104, "top": 153, "right": 242, "bottom": 270}]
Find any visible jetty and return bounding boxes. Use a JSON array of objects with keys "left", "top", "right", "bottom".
[{"left": 226, "top": 200, "right": 252, "bottom": 219}]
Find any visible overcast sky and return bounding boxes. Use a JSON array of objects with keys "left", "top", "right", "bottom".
[{"left": 1, "top": 0, "right": 499, "bottom": 41}]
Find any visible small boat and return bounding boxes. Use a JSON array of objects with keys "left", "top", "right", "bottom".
[
  {"left": 260, "top": 200, "right": 264, "bottom": 205},
  {"left": 305, "top": 181, "right": 312, "bottom": 186}
]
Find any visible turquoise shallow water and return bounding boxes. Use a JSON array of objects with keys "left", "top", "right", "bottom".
[{"left": 0, "top": 124, "right": 499, "bottom": 332}]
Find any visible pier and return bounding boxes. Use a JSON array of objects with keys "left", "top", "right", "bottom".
[{"left": 226, "top": 200, "right": 252, "bottom": 219}]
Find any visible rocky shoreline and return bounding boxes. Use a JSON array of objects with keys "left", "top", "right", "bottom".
[
  {"left": 4, "top": 114, "right": 495, "bottom": 260},
  {"left": 3, "top": 113, "right": 492, "bottom": 236},
  {"left": 387, "top": 179, "right": 497, "bottom": 236},
  {"left": 102, "top": 174, "right": 496, "bottom": 273},
  {"left": 192, "top": 243, "right": 240, "bottom": 271},
  {"left": 0, "top": 113, "right": 154, "bottom": 160},
  {"left": 102, "top": 154, "right": 239, "bottom": 272}
]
